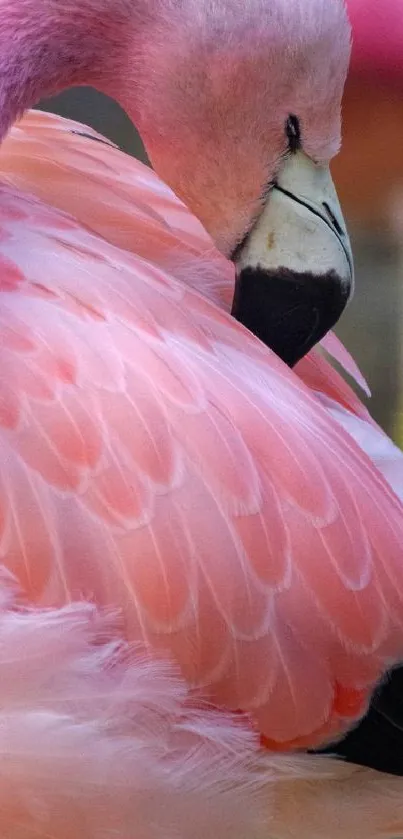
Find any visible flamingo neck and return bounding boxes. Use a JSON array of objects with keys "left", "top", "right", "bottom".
[{"left": 0, "top": 0, "right": 148, "bottom": 141}]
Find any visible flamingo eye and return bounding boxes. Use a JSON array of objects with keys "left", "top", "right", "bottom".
[{"left": 285, "top": 115, "right": 301, "bottom": 153}]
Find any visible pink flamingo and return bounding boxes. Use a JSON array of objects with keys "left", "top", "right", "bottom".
[{"left": 0, "top": 0, "right": 402, "bottom": 834}]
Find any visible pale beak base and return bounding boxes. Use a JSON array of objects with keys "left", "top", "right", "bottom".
[{"left": 231, "top": 152, "right": 353, "bottom": 366}]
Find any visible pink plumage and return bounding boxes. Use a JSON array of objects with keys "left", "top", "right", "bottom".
[
  {"left": 0, "top": 110, "right": 402, "bottom": 750},
  {"left": 0, "top": 573, "right": 271, "bottom": 838},
  {"left": 0, "top": 0, "right": 402, "bottom": 834}
]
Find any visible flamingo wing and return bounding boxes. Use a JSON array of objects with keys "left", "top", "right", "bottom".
[
  {"left": 8, "top": 111, "right": 398, "bottom": 497},
  {"left": 0, "top": 167, "right": 402, "bottom": 751},
  {"left": 1, "top": 111, "right": 234, "bottom": 310}
]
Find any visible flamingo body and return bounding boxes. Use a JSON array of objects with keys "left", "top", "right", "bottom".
[
  {"left": 0, "top": 111, "right": 402, "bottom": 753},
  {"left": 0, "top": 0, "right": 403, "bottom": 832}
]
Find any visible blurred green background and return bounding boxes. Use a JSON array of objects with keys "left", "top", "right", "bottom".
[{"left": 39, "top": 79, "right": 403, "bottom": 442}]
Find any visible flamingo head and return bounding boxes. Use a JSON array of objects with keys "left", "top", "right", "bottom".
[
  {"left": 130, "top": 0, "right": 354, "bottom": 364},
  {"left": 0, "top": 0, "right": 354, "bottom": 365}
]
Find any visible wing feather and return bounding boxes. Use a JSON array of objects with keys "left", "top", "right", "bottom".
[{"left": 0, "top": 114, "right": 402, "bottom": 750}]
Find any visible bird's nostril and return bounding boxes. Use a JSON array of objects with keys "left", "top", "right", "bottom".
[{"left": 322, "top": 202, "right": 344, "bottom": 237}]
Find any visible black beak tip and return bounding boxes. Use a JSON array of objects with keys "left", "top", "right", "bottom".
[{"left": 231, "top": 266, "right": 351, "bottom": 367}]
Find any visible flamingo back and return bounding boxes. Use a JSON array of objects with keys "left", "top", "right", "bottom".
[{"left": 0, "top": 114, "right": 402, "bottom": 752}]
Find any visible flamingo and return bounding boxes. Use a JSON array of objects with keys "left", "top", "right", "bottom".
[{"left": 0, "top": 0, "right": 402, "bottom": 835}]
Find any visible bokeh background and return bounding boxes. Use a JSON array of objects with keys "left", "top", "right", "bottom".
[{"left": 38, "top": 0, "right": 403, "bottom": 441}]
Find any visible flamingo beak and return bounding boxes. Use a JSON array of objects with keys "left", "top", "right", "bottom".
[{"left": 231, "top": 151, "right": 354, "bottom": 367}]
